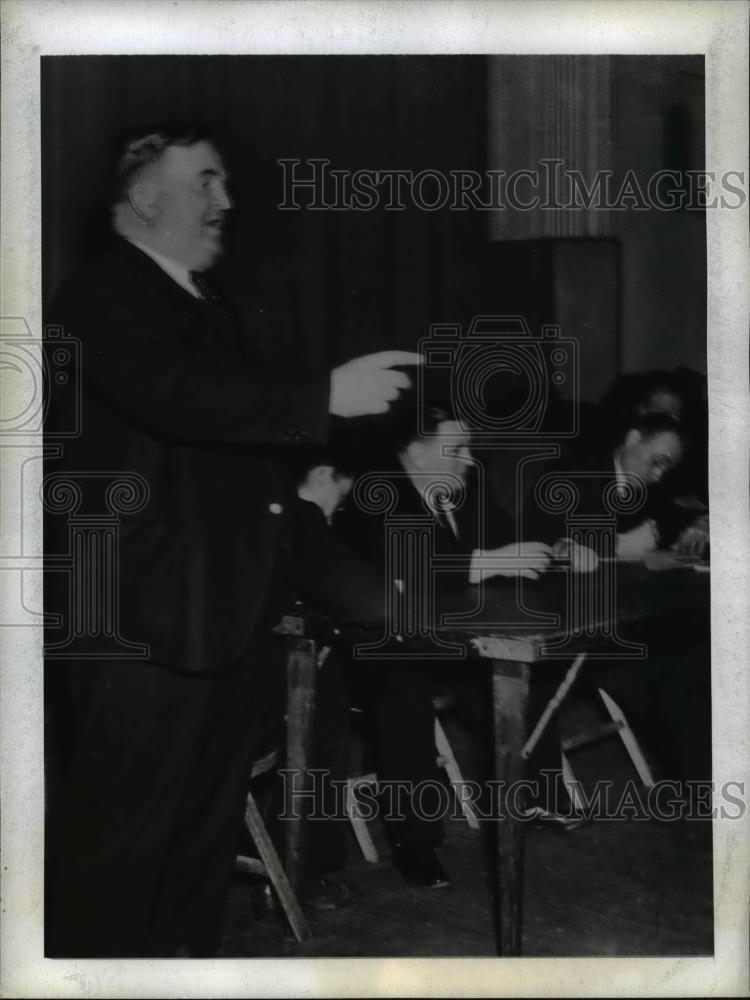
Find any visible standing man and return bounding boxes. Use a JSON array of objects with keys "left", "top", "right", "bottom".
[{"left": 44, "top": 124, "right": 420, "bottom": 957}]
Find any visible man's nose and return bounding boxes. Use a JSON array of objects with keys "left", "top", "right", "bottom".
[{"left": 215, "top": 184, "right": 233, "bottom": 211}]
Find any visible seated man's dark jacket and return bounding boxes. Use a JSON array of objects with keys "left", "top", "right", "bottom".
[
  {"left": 46, "top": 237, "right": 332, "bottom": 673},
  {"left": 337, "top": 466, "right": 515, "bottom": 603},
  {"left": 285, "top": 497, "right": 389, "bottom": 631}
]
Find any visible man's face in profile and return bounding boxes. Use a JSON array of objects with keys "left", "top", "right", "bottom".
[
  {"left": 416, "top": 419, "right": 473, "bottom": 489},
  {"left": 620, "top": 429, "right": 683, "bottom": 485},
  {"left": 151, "top": 141, "right": 232, "bottom": 271}
]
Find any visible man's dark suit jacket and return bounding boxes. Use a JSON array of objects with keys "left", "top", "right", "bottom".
[
  {"left": 46, "top": 237, "right": 332, "bottom": 673},
  {"left": 286, "top": 496, "right": 389, "bottom": 628},
  {"left": 337, "top": 466, "right": 515, "bottom": 599}
]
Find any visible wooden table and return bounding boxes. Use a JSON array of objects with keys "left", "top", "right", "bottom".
[{"left": 277, "top": 563, "right": 710, "bottom": 954}]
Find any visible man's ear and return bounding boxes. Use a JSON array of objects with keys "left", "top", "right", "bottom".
[
  {"left": 624, "top": 428, "right": 643, "bottom": 450},
  {"left": 128, "top": 181, "right": 160, "bottom": 222},
  {"left": 402, "top": 440, "right": 423, "bottom": 469}
]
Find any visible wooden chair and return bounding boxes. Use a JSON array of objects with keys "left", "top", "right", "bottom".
[
  {"left": 235, "top": 749, "right": 312, "bottom": 943},
  {"left": 345, "top": 710, "right": 480, "bottom": 864}
]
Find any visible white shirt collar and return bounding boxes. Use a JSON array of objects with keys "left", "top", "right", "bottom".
[
  {"left": 613, "top": 455, "right": 628, "bottom": 495},
  {"left": 126, "top": 238, "right": 202, "bottom": 299},
  {"left": 405, "top": 469, "right": 460, "bottom": 538}
]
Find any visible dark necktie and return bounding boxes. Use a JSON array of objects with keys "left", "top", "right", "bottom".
[
  {"left": 189, "top": 271, "right": 220, "bottom": 303},
  {"left": 435, "top": 504, "right": 459, "bottom": 540},
  {"left": 190, "top": 271, "right": 267, "bottom": 365}
]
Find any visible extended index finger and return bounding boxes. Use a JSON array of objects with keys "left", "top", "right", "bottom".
[
  {"left": 382, "top": 369, "right": 413, "bottom": 390},
  {"left": 367, "top": 350, "right": 424, "bottom": 369}
]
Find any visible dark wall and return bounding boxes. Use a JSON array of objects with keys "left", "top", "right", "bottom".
[
  {"left": 612, "top": 57, "right": 706, "bottom": 375},
  {"left": 42, "top": 55, "right": 487, "bottom": 368},
  {"left": 42, "top": 55, "right": 706, "bottom": 406}
]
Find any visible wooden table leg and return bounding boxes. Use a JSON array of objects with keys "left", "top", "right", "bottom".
[
  {"left": 285, "top": 635, "right": 317, "bottom": 893},
  {"left": 492, "top": 658, "right": 531, "bottom": 956}
]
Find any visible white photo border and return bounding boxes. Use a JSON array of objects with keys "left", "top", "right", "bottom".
[{"left": 1, "top": 1, "right": 748, "bottom": 996}]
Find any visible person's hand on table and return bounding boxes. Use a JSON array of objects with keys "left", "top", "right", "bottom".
[
  {"left": 552, "top": 538, "right": 599, "bottom": 573},
  {"left": 672, "top": 515, "right": 709, "bottom": 558},
  {"left": 329, "top": 351, "right": 423, "bottom": 417},
  {"left": 616, "top": 519, "right": 659, "bottom": 561},
  {"left": 469, "top": 542, "right": 553, "bottom": 583}
]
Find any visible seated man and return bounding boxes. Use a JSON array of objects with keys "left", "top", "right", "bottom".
[
  {"left": 524, "top": 411, "right": 687, "bottom": 562},
  {"left": 259, "top": 445, "right": 387, "bottom": 909},
  {"left": 338, "top": 403, "right": 553, "bottom": 886},
  {"left": 595, "top": 369, "right": 709, "bottom": 557},
  {"left": 524, "top": 410, "right": 710, "bottom": 784},
  {"left": 632, "top": 371, "right": 709, "bottom": 558},
  {"left": 290, "top": 448, "right": 365, "bottom": 908}
]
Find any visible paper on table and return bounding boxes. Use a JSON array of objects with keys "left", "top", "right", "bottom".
[{"left": 642, "top": 550, "right": 709, "bottom": 571}]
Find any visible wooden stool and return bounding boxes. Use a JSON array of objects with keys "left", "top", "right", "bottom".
[
  {"left": 235, "top": 749, "right": 312, "bottom": 944},
  {"left": 521, "top": 653, "right": 655, "bottom": 808},
  {"left": 346, "top": 714, "right": 480, "bottom": 864},
  {"left": 561, "top": 688, "right": 655, "bottom": 809}
]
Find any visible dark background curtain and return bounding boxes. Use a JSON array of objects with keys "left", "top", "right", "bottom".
[
  {"left": 42, "top": 55, "right": 488, "bottom": 370},
  {"left": 42, "top": 55, "right": 706, "bottom": 403}
]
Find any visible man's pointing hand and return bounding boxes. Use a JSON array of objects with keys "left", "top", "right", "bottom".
[{"left": 329, "top": 351, "right": 423, "bottom": 418}]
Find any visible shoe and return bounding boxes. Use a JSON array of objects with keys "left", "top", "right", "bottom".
[
  {"left": 392, "top": 843, "right": 451, "bottom": 888},
  {"left": 248, "top": 880, "right": 281, "bottom": 918},
  {"left": 521, "top": 805, "right": 591, "bottom": 832},
  {"left": 300, "top": 874, "right": 360, "bottom": 911}
]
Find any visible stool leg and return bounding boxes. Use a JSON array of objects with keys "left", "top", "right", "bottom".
[
  {"left": 598, "top": 688, "right": 656, "bottom": 788},
  {"left": 434, "top": 718, "right": 480, "bottom": 830},
  {"left": 561, "top": 751, "right": 586, "bottom": 811},
  {"left": 345, "top": 776, "right": 380, "bottom": 863},
  {"left": 243, "top": 790, "right": 312, "bottom": 944},
  {"left": 285, "top": 637, "right": 317, "bottom": 892},
  {"left": 522, "top": 653, "right": 586, "bottom": 760}
]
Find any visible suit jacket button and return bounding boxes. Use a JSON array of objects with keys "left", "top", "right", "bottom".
[{"left": 268, "top": 502, "right": 284, "bottom": 515}]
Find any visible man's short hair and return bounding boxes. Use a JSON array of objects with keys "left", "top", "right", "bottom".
[
  {"left": 111, "top": 122, "right": 216, "bottom": 202},
  {"left": 391, "top": 402, "right": 459, "bottom": 455},
  {"left": 620, "top": 411, "right": 685, "bottom": 446},
  {"left": 289, "top": 442, "right": 360, "bottom": 486}
]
